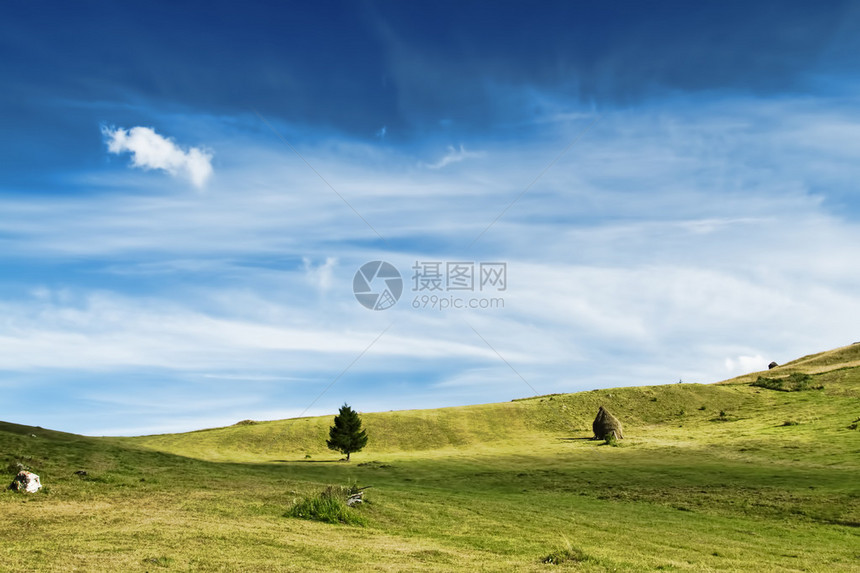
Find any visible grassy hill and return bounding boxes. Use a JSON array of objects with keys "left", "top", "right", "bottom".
[
  {"left": 1, "top": 344, "right": 858, "bottom": 571},
  {"left": 718, "top": 341, "right": 860, "bottom": 384},
  {"left": 124, "top": 381, "right": 757, "bottom": 461}
]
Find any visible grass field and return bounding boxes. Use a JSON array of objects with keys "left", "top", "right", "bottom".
[{"left": 2, "top": 345, "right": 859, "bottom": 571}]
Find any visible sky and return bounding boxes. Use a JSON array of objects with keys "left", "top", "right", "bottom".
[{"left": 2, "top": 1, "right": 860, "bottom": 435}]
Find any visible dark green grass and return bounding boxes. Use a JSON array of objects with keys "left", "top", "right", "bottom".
[{"left": 752, "top": 372, "right": 820, "bottom": 392}]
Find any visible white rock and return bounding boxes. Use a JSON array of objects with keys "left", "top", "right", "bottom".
[{"left": 10, "top": 470, "right": 42, "bottom": 493}]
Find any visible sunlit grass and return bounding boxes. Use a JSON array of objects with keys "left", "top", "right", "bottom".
[{"left": 1, "top": 344, "right": 858, "bottom": 571}]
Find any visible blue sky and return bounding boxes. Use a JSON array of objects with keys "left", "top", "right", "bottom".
[{"left": 2, "top": 1, "right": 860, "bottom": 435}]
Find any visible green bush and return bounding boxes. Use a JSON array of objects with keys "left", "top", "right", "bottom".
[
  {"left": 710, "top": 410, "right": 732, "bottom": 423},
  {"left": 285, "top": 485, "right": 367, "bottom": 526},
  {"left": 541, "top": 538, "right": 591, "bottom": 565},
  {"left": 752, "top": 373, "right": 816, "bottom": 392}
]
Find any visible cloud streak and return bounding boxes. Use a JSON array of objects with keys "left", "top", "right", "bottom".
[
  {"left": 424, "top": 145, "right": 485, "bottom": 169},
  {"left": 103, "top": 125, "right": 213, "bottom": 188}
]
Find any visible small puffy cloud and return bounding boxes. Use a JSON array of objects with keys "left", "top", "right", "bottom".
[
  {"left": 103, "top": 126, "right": 213, "bottom": 188},
  {"left": 424, "top": 144, "right": 484, "bottom": 169},
  {"left": 724, "top": 354, "right": 768, "bottom": 374}
]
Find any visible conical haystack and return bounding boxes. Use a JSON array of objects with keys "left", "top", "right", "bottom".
[{"left": 592, "top": 406, "right": 624, "bottom": 440}]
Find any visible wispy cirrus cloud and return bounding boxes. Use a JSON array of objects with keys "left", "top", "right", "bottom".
[
  {"left": 424, "top": 144, "right": 485, "bottom": 169},
  {"left": 102, "top": 125, "right": 213, "bottom": 188}
]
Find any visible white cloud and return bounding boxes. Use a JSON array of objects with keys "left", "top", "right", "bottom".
[
  {"left": 303, "top": 256, "right": 338, "bottom": 292},
  {"left": 0, "top": 289, "right": 501, "bottom": 372},
  {"left": 103, "top": 125, "right": 213, "bottom": 188},
  {"left": 724, "top": 355, "right": 769, "bottom": 375},
  {"left": 424, "top": 144, "right": 485, "bottom": 169},
  {"left": 84, "top": 407, "right": 333, "bottom": 437}
]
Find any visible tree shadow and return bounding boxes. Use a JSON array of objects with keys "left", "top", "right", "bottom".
[{"left": 270, "top": 459, "right": 344, "bottom": 463}]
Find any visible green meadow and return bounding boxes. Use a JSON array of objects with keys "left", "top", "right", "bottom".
[{"left": 2, "top": 345, "right": 859, "bottom": 571}]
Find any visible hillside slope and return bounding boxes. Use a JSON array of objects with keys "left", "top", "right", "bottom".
[
  {"left": 125, "top": 343, "right": 860, "bottom": 463},
  {"left": 718, "top": 341, "right": 860, "bottom": 384},
  {"left": 124, "top": 383, "right": 751, "bottom": 461}
]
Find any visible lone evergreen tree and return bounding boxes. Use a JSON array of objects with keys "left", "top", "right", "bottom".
[{"left": 326, "top": 403, "right": 368, "bottom": 461}]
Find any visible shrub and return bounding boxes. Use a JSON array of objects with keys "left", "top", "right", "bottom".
[
  {"left": 752, "top": 372, "right": 815, "bottom": 392},
  {"left": 542, "top": 547, "right": 589, "bottom": 565},
  {"left": 285, "top": 485, "right": 367, "bottom": 526},
  {"left": 603, "top": 433, "right": 619, "bottom": 447},
  {"left": 710, "top": 410, "right": 732, "bottom": 423},
  {"left": 541, "top": 538, "right": 591, "bottom": 565},
  {"left": 698, "top": 405, "right": 706, "bottom": 411},
  {"left": 781, "top": 420, "right": 800, "bottom": 427},
  {"left": 752, "top": 377, "right": 782, "bottom": 391}
]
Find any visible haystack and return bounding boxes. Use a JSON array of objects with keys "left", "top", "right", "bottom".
[{"left": 592, "top": 406, "right": 624, "bottom": 440}]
